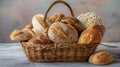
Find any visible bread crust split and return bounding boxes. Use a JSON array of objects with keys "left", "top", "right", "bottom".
[
  {"left": 10, "top": 29, "right": 36, "bottom": 41},
  {"left": 33, "top": 28, "right": 51, "bottom": 44},
  {"left": 49, "top": 13, "right": 65, "bottom": 23},
  {"left": 61, "top": 17, "right": 85, "bottom": 34},
  {"left": 48, "top": 22, "right": 78, "bottom": 43},
  {"left": 32, "top": 14, "right": 50, "bottom": 37}
]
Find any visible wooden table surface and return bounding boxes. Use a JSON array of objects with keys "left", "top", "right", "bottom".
[{"left": 0, "top": 42, "right": 120, "bottom": 67}]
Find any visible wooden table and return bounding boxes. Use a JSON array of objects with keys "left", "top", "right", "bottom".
[{"left": 0, "top": 43, "right": 120, "bottom": 67}]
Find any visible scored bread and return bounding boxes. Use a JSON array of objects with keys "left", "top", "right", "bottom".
[
  {"left": 78, "top": 24, "right": 105, "bottom": 44},
  {"left": 10, "top": 29, "right": 36, "bottom": 41},
  {"left": 32, "top": 14, "right": 51, "bottom": 44},
  {"left": 32, "top": 14, "right": 50, "bottom": 37},
  {"left": 48, "top": 22, "right": 78, "bottom": 43}
]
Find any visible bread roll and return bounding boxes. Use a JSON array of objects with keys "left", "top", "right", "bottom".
[
  {"left": 48, "top": 22, "right": 78, "bottom": 43},
  {"left": 49, "top": 13, "right": 64, "bottom": 23},
  {"left": 34, "top": 28, "right": 51, "bottom": 44},
  {"left": 77, "top": 12, "right": 103, "bottom": 28},
  {"left": 32, "top": 14, "right": 49, "bottom": 37},
  {"left": 10, "top": 29, "right": 36, "bottom": 41},
  {"left": 89, "top": 50, "right": 114, "bottom": 65},
  {"left": 32, "top": 14, "right": 51, "bottom": 44},
  {"left": 61, "top": 16, "right": 84, "bottom": 34},
  {"left": 78, "top": 24, "right": 105, "bottom": 44},
  {"left": 88, "top": 24, "right": 105, "bottom": 36}
]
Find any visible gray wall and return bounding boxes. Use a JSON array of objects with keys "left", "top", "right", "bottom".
[{"left": 0, "top": 0, "right": 120, "bottom": 42}]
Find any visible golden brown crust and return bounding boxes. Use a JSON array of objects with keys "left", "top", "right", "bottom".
[
  {"left": 88, "top": 24, "right": 105, "bottom": 36},
  {"left": 61, "top": 17, "right": 84, "bottom": 34},
  {"left": 49, "top": 13, "right": 64, "bottom": 23},
  {"left": 78, "top": 24, "right": 105, "bottom": 44},
  {"left": 23, "top": 29, "right": 36, "bottom": 37},
  {"left": 89, "top": 50, "right": 114, "bottom": 65},
  {"left": 10, "top": 29, "right": 35, "bottom": 41},
  {"left": 48, "top": 22, "right": 78, "bottom": 43}
]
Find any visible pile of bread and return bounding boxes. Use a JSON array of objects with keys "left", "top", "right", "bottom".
[{"left": 10, "top": 12, "right": 114, "bottom": 65}]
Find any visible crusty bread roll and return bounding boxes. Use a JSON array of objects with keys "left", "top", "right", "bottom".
[
  {"left": 78, "top": 24, "right": 105, "bottom": 44},
  {"left": 10, "top": 29, "right": 36, "bottom": 41},
  {"left": 88, "top": 24, "right": 105, "bottom": 36},
  {"left": 48, "top": 22, "right": 78, "bottom": 43},
  {"left": 32, "top": 14, "right": 50, "bottom": 37},
  {"left": 77, "top": 12, "right": 103, "bottom": 28},
  {"left": 49, "top": 13, "right": 64, "bottom": 23},
  {"left": 61, "top": 16, "right": 84, "bottom": 34},
  {"left": 34, "top": 28, "right": 51, "bottom": 44},
  {"left": 32, "top": 14, "right": 51, "bottom": 44},
  {"left": 89, "top": 50, "right": 114, "bottom": 65}
]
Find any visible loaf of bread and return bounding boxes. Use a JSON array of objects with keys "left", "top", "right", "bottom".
[
  {"left": 48, "top": 22, "right": 78, "bottom": 43},
  {"left": 32, "top": 14, "right": 51, "bottom": 44},
  {"left": 32, "top": 14, "right": 50, "bottom": 37},
  {"left": 61, "top": 17, "right": 84, "bottom": 34},
  {"left": 34, "top": 28, "right": 51, "bottom": 44},
  {"left": 89, "top": 50, "right": 114, "bottom": 65},
  {"left": 77, "top": 12, "right": 103, "bottom": 28},
  {"left": 78, "top": 24, "right": 105, "bottom": 44},
  {"left": 10, "top": 29, "right": 36, "bottom": 41},
  {"left": 49, "top": 13, "right": 64, "bottom": 23}
]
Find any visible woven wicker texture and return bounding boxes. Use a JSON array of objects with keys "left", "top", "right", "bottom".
[{"left": 21, "top": 42, "right": 98, "bottom": 62}]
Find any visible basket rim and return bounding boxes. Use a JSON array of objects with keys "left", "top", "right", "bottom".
[{"left": 20, "top": 41, "right": 100, "bottom": 48}]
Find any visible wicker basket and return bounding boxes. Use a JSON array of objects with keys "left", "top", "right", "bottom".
[
  {"left": 21, "top": 42, "right": 98, "bottom": 62},
  {"left": 20, "top": 0, "right": 99, "bottom": 62}
]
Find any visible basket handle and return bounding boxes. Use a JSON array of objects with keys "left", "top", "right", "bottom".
[{"left": 44, "top": 0, "right": 75, "bottom": 22}]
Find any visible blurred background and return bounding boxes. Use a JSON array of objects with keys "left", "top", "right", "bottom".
[{"left": 0, "top": 0, "right": 120, "bottom": 42}]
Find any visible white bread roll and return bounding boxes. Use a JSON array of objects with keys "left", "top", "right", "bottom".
[
  {"left": 32, "top": 14, "right": 49, "bottom": 37},
  {"left": 32, "top": 14, "right": 51, "bottom": 44},
  {"left": 48, "top": 22, "right": 78, "bottom": 43}
]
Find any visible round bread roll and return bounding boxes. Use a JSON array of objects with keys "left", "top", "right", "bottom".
[
  {"left": 87, "top": 24, "right": 105, "bottom": 36},
  {"left": 89, "top": 50, "right": 114, "bottom": 65},
  {"left": 78, "top": 24, "right": 105, "bottom": 44},
  {"left": 32, "top": 14, "right": 51, "bottom": 44},
  {"left": 49, "top": 13, "right": 64, "bottom": 23},
  {"left": 32, "top": 14, "right": 49, "bottom": 37},
  {"left": 48, "top": 22, "right": 78, "bottom": 43},
  {"left": 10, "top": 29, "right": 36, "bottom": 41},
  {"left": 77, "top": 12, "right": 103, "bottom": 28},
  {"left": 61, "top": 17, "right": 84, "bottom": 34}
]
